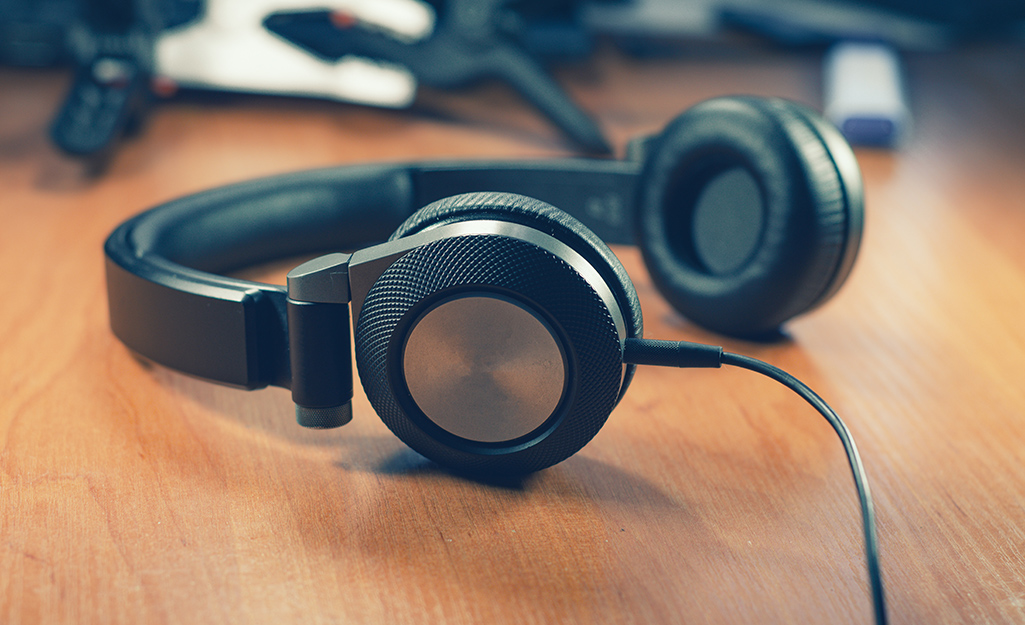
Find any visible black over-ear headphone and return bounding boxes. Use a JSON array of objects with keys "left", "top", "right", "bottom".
[
  {"left": 105, "top": 95, "right": 863, "bottom": 475},
  {"left": 106, "top": 96, "right": 887, "bottom": 622}
]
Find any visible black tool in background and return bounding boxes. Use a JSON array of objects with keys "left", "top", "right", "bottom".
[
  {"left": 47, "top": 0, "right": 165, "bottom": 163},
  {"left": 264, "top": 0, "right": 612, "bottom": 154}
]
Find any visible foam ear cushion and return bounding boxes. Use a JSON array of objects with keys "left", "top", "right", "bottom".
[
  {"left": 391, "top": 191, "right": 643, "bottom": 400},
  {"left": 635, "top": 96, "right": 864, "bottom": 338}
]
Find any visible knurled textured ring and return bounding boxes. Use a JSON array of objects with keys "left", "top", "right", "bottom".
[{"left": 355, "top": 234, "right": 623, "bottom": 475}]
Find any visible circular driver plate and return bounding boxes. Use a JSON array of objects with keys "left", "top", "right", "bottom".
[{"left": 402, "top": 293, "right": 568, "bottom": 443}]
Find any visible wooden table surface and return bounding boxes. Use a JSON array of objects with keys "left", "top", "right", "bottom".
[{"left": 2, "top": 41, "right": 1024, "bottom": 625}]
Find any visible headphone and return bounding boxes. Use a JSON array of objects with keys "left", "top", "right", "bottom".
[
  {"left": 105, "top": 95, "right": 863, "bottom": 477},
  {"left": 104, "top": 95, "right": 888, "bottom": 623}
]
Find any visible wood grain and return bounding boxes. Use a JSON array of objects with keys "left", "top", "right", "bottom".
[{"left": 2, "top": 42, "right": 1025, "bottom": 624}]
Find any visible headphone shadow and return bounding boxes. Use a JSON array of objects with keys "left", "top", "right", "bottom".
[
  {"left": 327, "top": 446, "right": 716, "bottom": 617},
  {"left": 366, "top": 445, "right": 690, "bottom": 515},
  {"left": 372, "top": 449, "right": 535, "bottom": 490}
]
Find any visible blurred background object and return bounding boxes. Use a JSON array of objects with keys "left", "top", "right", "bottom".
[
  {"left": 2, "top": 0, "right": 616, "bottom": 164},
  {"left": 2, "top": 0, "right": 1024, "bottom": 165},
  {"left": 155, "top": 0, "right": 432, "bottom": 110},
  {"left": 46, "top": 0, "right": 162, "bottom": 161},
  {"left": 259, "top": 0, "right": 612, "bottom": 153},
  {"left": 583, "top": 0, "right": 1025, "bottom": 50},
  {"left": 823, "top": 41, "right": 909, "bottom": 147}
]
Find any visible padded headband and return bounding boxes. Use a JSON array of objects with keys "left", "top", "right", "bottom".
[{"left": 105, "top": 159, "right": 642, "bottom": 390}]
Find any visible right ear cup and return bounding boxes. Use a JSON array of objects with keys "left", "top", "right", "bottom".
[
  {"left": 635, "top": 96, "right": 864, "bottom": 338},
  {"left": 354, "top": 192, "right": 640, "bottom": 476}
]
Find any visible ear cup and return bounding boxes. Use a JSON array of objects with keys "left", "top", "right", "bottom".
[
  {"left": 391, "top": 191, "right": 644, "bottom": 398},
  {"left": 355, "top": 193, "right": 635, "bottom": 475},
  {"left": 635, "top": 96, "right": 864, "bottom": 338}
]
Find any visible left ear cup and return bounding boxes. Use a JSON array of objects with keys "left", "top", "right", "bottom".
[
  {"left": 635, "top": 96, "right": 864, "bottom": 338},
  {"left": 354, "top": 192, "right": 639, "bottom": 475}
]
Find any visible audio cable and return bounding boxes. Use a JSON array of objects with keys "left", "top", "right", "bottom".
[{"left": 623, "top": 338, "right": 888, "bottom": 625}]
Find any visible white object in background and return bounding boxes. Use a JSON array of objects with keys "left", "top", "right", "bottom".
[
  {"left": 155, "top": 0, "right": 435, "bottom": 108},
  {"left": 824, "top": 41, "right": 910, "bottom": 147}
]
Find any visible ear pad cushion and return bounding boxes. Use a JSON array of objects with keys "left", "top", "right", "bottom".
[
  {"left": 391, "top": 191, "right": 644, "bottom": 400},
  {"left": 635, "top": 96, "right": 864, "bottom": 338}
]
